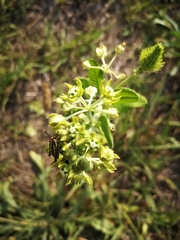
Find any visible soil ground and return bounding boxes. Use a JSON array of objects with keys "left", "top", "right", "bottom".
[{"left": 0, "top": 2, "right": 180, "bottom": 238}]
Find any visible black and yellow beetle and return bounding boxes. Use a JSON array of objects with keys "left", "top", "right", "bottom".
[{"left": 44, "top": 130, "right": 61, "bottom": 162}]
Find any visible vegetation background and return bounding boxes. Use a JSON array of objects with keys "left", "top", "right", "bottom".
[{"left": 0, "top": 0, "right": 180, "bottom": 239}]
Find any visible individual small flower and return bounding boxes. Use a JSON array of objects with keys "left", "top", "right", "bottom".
[
  {"left": 102, "top": 161, "right": 117, "bottom": 173},
  {"left": 99, "top": 145, "right": 114, "bottom": 161},
  {"left": 100, "top": 80, "right": 113, "bottom": 96},
  {"left": 105, "top": 85, "right": 114, "bottom": 96},
  {"left": 68, "top": 171, "right": 93, "bottom": 186},
  {"left": 99, "top": 145, "right": 119, "bottom": 161},
  {"left": 100, "top": 80, "right": 121, "bottom": 104},
  {"left": 82, "top": 60, "right": 91, "bottom": 69},
  {"left": 56, "top": 128, "right": 69, "bottom": 137},
  {"left": 68, "top": 117, "right": 82, "bottom": 135},
  {"left": 117, "top": 73, "right": 126, "bottom": 80},
  {"left": 89, "top": 139, "right": 98, "bottom": 149},
  {"left": 96, "top": 44, "right": 107, "bottom": 58},
  {"left": 105, "top": 108, "right": 119, "bottom": 119},
  {"left": 62, "top": 101, "right": 75, "bottom": 111},
  {"left": 55, "top": 97, "right": 75, "bottom": 111},
  {"left": 78, "top": 113, "right": 90, "bottom": 124},
  {"left": 84, "top": 86, "right": 97, "bottom": 97},
  {"left": 68, "top": 86, "right": 80, "bottom": 98},
  {"left": 115, "top": 42, "right": 126, "bottom": 55},
  {"left": 62, "top": 78, "right": 84, "bottom": 101},
  {"left": 55, "top": 97, "right": 64, "bottom": 104},
  {"left": 88, "top": 132, "right": 101, "bottom": 149},
  {"left": 47, "top": 114, "right": 68, "bottom": 129},
  {"left": 109, "top": 122, "right": 116, "bottom": 132},
  {"left": 83, "top": 172, "right": 93, "bottom": 185}
]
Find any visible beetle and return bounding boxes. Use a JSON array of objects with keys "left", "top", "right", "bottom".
[{"left": 44, "top": 130, "right": 61, "bottom": 162}]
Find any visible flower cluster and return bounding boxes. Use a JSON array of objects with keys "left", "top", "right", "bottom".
[
  {"left": 47, "top": 77, "right": 120, "bottom": 186},
  {"left": 46, "top": 42, "right": 164, "bottom": 185}
]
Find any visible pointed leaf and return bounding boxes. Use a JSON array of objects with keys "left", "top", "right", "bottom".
[
  {"left": 88, "top": 59, "right": 103, "bottom": 94},
  {"left": 139, "top": 42, "right": 165, "bottom": 73},
  {"left": 29, "top": 151, "right": 44, "bottom": 172},
  {"left": 1, "top": 181, "right": 18, "bottom": 208},
  {"left": 116, "top": 87, "right": 138, "bottom": 104},
  {"left": 91, "top": 218, "right": 115, "bottom": 235},
  {"left": 113, "top": 93, "right": 147, "bottom": 112},
  {"left": 103, "top": 161, "right": 117, "bottom": 173},
  {"left": 100, "top": 115, "right": 114, "bottom": 148},
  {"left": 78, "top": 77, "right": 90, "bottom": 89},
  {"left": 124, "top": 93, "right": 147, "bottom": 107}
]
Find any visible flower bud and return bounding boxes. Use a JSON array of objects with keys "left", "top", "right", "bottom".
[
  {"left": 106, "top": 108, "right": 119, "bottom": 119},
  {"left": 47, "top": 114, "right": 65, "bottom": 128},
  {"left": 65, "top": 149, "right": 78, "bottom": 163},
  {"left": 85, "top": 86, "right": 97, "bottom": 97},
  {"left": 115, "top": 42, "right": 126, "bottom": 55},
  {"left": 55, "top": 97, "right": 64, "bottom": 104},
  {"left": 117, "top": 73, "right": 126, "bottom": 80},
  {"left": 77, "top": 158, "right": 93, "bottom": 172},
  {"left": 96, "top": 44, "right": 107, "bottom": 58},
  {"left": 82, "top": 60, "right": 91, "bottom": 69}
]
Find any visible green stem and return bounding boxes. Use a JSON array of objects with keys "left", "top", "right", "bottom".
[
  {"left": 108, "top": 55, "right": 116, "bottom": 68},
  {"left": 65, "top": 109, "right": 87, "bottom": 120},
  {"left": 116, "top": 74, "right": 138, "bottom": 87},
  {"left": 122, "top": 211, "right": 142, "bottom": 239}
]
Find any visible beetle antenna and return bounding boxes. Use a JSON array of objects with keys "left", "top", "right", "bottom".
[{"left": 44, "top": 129, "right": 51, "bottom": 138}]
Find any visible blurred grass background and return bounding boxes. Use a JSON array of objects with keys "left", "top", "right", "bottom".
[{"left": 0, "top": 0, "right": 180, "bottom": 239}]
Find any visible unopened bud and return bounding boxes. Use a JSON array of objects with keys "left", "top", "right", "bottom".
[
  {"left": 82, "top": 60, "right": 91, "bottom": 69},
  {"left": 117, "top": 73, "right": 126, "bottom": 80},
  {"left": 115, "top": 42, "right": 126, "bottom": 55},
  {"left": 96, "top": 44, "right": 107, "bottom": 58}
]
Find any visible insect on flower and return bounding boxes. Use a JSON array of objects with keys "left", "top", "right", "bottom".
[{"left": 44, "top": 130, "right": 60, "bottom": 162}]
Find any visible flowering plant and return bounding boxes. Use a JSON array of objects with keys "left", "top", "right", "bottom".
[{"left": 46, "top": 42, "right": 164, "bottom": 186}]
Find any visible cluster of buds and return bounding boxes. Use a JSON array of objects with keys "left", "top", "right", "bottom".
[{"left": 83, "top": 42, "right": 126, "bottom": 80}]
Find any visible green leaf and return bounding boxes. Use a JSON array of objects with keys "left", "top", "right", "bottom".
[
  {"left": 139, "top": 42, "right": 165, "bottom": 73},
  {"left": 0, "top": 181, "right": 18, "bottom": 208},
  {"left": 91, "top": 218, "right": 115, "bottom": 235},
  {"left": 100, "top": 115, "right": 114, "bottom": 148},
  {"left": 29, "top": 151, "right": 44, "bottom": 172},
  {"left": 113, "top": 93, "right": 147, "bottom": 112},
  {"left": 78, "top": 77, "right": 90, "bottom": 89},
  {"left": 24, "top": 123, "right": 37, "bottom": 137},
  {"left": 121, "top": 93, "right": 147, "bottom": 108},
  {"left": 115, "top": 87, "right": 139, "bottom": 104},
  {"left": 88, "top": 59, "right": 103, "bottom": 94},
  {"left": 126, "top": 94, "right": 147, "bottom": 107},
  {"left": 28, "top": 101, "right": 44, "bottom": 116},
  {"left": 0, "top": 58, "right": 25, "bottom": 92}
]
